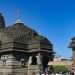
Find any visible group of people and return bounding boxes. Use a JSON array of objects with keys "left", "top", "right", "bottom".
[
  {"left": 32, "top": 71, "right": 75, "bottom": 75},
  {"left": 31, "top": 67, "right": 75, "bottom": 75}
]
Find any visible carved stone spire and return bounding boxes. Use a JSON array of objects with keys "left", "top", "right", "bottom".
[
  {"left": 15, "top": 10, "right": 22, "bottom": 24},
  {"left": 0, "top": 13, "right": 5, "bottom": 28}
]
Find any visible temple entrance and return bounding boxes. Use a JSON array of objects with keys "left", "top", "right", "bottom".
[
  {"left": 42, "top": 56, "right": 49, "bottom": 71},
  {"left": 31, "top": 56, "right": 37, "bottom": 65}
]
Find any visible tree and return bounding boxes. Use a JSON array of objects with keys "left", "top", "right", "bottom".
[{"left": 54, "top": 65, "right": 68, "bottom": 73}]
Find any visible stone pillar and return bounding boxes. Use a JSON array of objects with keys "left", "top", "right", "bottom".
[{"left": 28, "top": 53, "right": 42, "bottom": 75}]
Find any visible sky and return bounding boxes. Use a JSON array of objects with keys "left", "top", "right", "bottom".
[{"left": 0, "top": 0, "right": 75, "bottom": 59}]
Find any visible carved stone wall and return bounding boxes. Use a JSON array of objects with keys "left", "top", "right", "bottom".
[{"left": 0, "top": 54, "right": 28, "bottom": 75}]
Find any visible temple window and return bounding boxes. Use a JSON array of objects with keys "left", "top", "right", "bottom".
[{"left": 20, "top": 59, "right": 25, "bottom": 67}]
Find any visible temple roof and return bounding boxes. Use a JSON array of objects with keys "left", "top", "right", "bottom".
[
  {"left": 0, "top": 20, "right": 54, "bottom": 53},
  {"left": 69, "top": 36, "right": 75, "bottom": 48},
  {"left": 29, "top": 35, "right": 53, "bottom": 45},
  {"left": 1, "top": 23, "right": 32, "bottom": 40},
  {"left": 71, "top": 37, "right": 75, "bottom": 40}
]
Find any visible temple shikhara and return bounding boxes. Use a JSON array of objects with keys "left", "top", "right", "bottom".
[{"left": 0, "top": 13, "right": 54, "bottom": 75}]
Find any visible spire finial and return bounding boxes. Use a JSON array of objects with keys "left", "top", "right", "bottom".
[
  {"left": 17, "top": 9, "right": 20, "bottom": 20},
  {"left": 15, "top": 9, "right": 22, "bottom": 23}
]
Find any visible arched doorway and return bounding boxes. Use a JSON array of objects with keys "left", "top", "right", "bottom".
[
  {"left": 42, "top": 56, "right": 49, "bottom": 71},
  {"left": 31, "top": 56, "right": 37, "bottom": 65}
]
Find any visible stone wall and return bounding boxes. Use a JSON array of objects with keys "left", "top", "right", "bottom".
[{"left": 0, "top": 54, "right": 28, "bottom": 75}]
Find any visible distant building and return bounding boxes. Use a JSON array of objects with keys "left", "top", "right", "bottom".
[
  {"left": 53, "top": 54, "right": 61, "bottom": 61},
  {"left": 48, "top": 54, "right": 73, "bottom": 66},
  {"left": 0, "top": 13, "right": 54, "bottom": 75}
]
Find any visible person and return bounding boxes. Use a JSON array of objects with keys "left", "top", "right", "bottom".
[
  {"left": 32, "top": 72, "right": 36, "bottom": 75},
  {"left": 41, "top": 73, "right": 44, "bottom": 75},
  {"left": 36, "top": 73, "right": 40, "bottom": 75},
  {"left": 55, "top": 73, "right": 59, "bottom": 75},
  {"left": 74, "top": 70, "right": 75, "bottom": 75},
  {"left": 46, "top": 73, "right": 48, "bottom": 75},
  {"left": 50, "top": 72, "right": 55, "bottom": 75},
  {"left": 71, "top": 72, "right": 74, "bottom": 75},
  {"left": 36, "top": 71, "right": 41, "bottom": 75}
]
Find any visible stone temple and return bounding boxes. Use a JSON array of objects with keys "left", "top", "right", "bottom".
[
  {"left": 0, "top": 13, "right": 54, "bottom": 75},
  {"left": 69, "top": 37, "right": 75, "bottom": 66}
]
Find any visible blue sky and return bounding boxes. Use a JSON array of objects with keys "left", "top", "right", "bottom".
[{"left": 0, "top": 0, "right": 75, "bottom": 59}]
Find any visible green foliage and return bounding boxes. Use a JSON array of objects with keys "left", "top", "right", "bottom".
[{"left": 54, "top": 66, "right": 68, "bottom": 73}]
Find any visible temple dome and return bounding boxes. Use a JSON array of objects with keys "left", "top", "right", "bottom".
[{"left": 0, "top": 22, "right": 54, "bottom": 53}]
